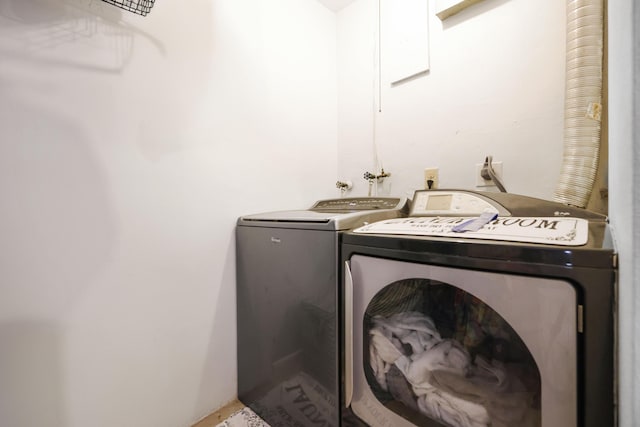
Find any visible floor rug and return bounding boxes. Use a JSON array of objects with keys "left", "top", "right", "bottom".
[{"left": 215, "top": 407, "right": 271, "bottom": 427}]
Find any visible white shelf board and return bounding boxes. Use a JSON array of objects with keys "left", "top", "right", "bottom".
[{"left": 436, "top": 0, "right": 485, "bottom": 20}]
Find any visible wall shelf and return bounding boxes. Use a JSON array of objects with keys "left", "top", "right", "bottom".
[{"left": 436, "top": 0, "right": 484, "bottom": 20}]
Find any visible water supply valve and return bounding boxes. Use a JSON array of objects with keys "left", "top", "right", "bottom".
[
  {"left": 363, "top": 169, "right": 391, "bottom": 183},
  {"left": 363, "top": 169, "right": 391, "bottom": 197},
  {"left": 336, "top": 180, "right": 353, "bottom": 196}
]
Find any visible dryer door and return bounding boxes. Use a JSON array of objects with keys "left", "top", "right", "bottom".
[{"left": 347, "top": 255, "right": 577, "bottom": 427}]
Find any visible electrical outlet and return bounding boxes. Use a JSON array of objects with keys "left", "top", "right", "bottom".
[
  {"left": 424, "top": 167, "right": 439, "bottom": 190},
  {"left": 475, "top": 162, "right": 503, "bottom": 187}
]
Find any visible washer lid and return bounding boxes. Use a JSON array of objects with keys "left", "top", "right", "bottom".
[
  {"left": 237, "top": 197, "right": 408, "bottom": 231},
  {"left": 239, "top": 209, "right": 337, "bottom": 223}
]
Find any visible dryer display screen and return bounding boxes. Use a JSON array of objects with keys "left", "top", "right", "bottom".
[{"left": 425, "top": 194, "right": 452, "bottom": 211}]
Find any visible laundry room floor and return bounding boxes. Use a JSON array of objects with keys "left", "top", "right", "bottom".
[{"left": 192, "top": 400, "right": 270, "bottom": 427}]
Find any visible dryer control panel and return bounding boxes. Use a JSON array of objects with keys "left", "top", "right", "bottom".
[{"left": 411, "top": 190, "right": 511, "bottom": 217}]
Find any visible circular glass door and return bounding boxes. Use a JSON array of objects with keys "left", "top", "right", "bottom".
[{"left": 363, "top": 278, "right": 541, "bottom": 427}]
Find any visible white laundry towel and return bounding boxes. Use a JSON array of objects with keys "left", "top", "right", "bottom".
[
  {"left": 399, "top": 339, "right": 471, "bottom": 385},
  {"left": 369, "top": 311, "right": 442, "bottom": 390},
  {"left": 416, "top": 387, "right": 490, "bottom": 427},
  {"left": 394, "top": 339, "right": 491, "bottom": 427},
  {"left": 367, "top": 312, "right": 526, "bottom": 427},
  {"left": 430, "top": 359, "right": 539, "bottom": 427},
  {"left": 369, "top": 327, "right": 404, "bottom": 390},
  {"left": 469, "top": 355, "right": 509, "bottom": 392},
  {"left": 372, "top": 311, "right": 441, "bottom": 354}
]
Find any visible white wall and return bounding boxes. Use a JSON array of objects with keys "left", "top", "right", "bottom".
[
  {"left": 2, "top": 1, "right": 635, "bottom": 427},
  {"left": 608, "top": 0, "right": 640, "bottom": 425},
  {"left": 0, "top": 1, "right": 337, "bottom": 426},
  {"left": 337, "top": 0, "right": 566, "bottom": 200}
]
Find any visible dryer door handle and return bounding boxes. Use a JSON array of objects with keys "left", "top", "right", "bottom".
[{"left": 344, "top": 260, "right": 353, "bottom": 408}]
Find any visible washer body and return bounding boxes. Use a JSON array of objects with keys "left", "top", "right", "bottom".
[
  {"left": 341, "top": 190, "right": 616, "bottom": 427},
  {"left": 236, "top": 197, "right": 407, "bottom": 427}
]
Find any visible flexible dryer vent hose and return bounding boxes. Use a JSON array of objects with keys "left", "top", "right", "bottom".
[{"left": 553, "top": 0, "right": 604, "bottom": 208}]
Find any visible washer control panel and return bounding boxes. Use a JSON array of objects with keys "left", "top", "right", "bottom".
[
  {"left": 410, "top": 190, "right": 511, "bottom": 217},
  {"left": 311, "top": 197, "right": 403, "bottom": 211}
]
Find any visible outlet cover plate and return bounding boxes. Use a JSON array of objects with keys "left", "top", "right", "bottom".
[{"left": 424, "top": 167, "right": 439, "bottom": 189}]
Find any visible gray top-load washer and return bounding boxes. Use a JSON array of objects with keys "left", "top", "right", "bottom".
[{"left": 236, "top": 197, "right": 407, "bottom": 427}]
